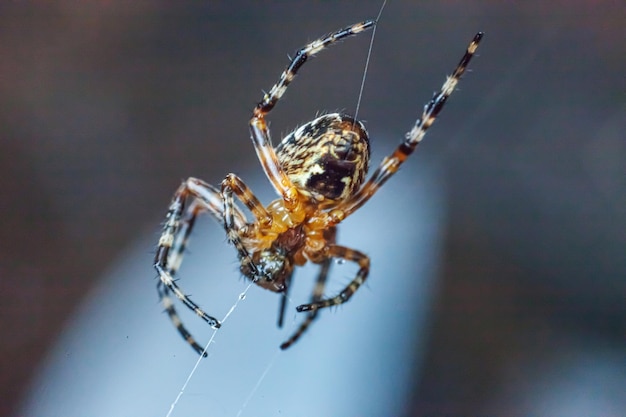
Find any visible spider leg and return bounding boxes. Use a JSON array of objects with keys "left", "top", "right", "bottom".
[
  {"left": 280, "top": 257, "right": 332, "bottom": 350},
  {"left": 249, "top": 20, "right": 375, "bottom": 207},
  {"left": 158, "top": 283, "right": 207, "bottom": 356},
  {"left": 297, "top": 243, "right": 368, "bottom": 312},
  {"left": 277, "top": 270, "right": 294, "bottom": 328},
  {"left": 155, "top": 177, "right": 247, "bottom": 356},
  {"left": 221, "top": 173, "right": 271, "bottom": 278},
  {"left": 166, "top": 198, "right": 204, "bottom": 275},
  {"left": 336, "top": 32, "right": 483, "bottom": 218},
  {"left": 157, "top": 199, "right": 207, "bottom": 355}
]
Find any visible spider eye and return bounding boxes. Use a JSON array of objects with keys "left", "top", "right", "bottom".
[{"left": 243, "top": 250, "right": 290, "bottom": 293}]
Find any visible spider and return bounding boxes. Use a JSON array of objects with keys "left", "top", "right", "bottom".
[{"left": 155, "top": 19, "right": 482, "bottom": 355}]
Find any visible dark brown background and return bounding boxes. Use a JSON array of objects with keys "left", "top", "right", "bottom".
[{"left": 1, "top": 1, "right": 624, "bottom": 416}]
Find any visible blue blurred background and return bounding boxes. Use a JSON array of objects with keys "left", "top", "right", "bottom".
[{"left": 1, "top": 1, "right": 624, "bottom": 416}]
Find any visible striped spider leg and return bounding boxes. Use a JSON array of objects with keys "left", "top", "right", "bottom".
[
  {"left": 334, "top": 32, "right": 484, "bottom": 218},
  {"left": 278, "top": 228, "right": 334, "bottom": 350},
  {"left": 155, "top": 176, "right": 266, "bottom": 356}
]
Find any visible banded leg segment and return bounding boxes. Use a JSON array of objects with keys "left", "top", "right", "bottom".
[
  {"left": 255, "top": 20, "right": 375, "bottom": 115},
  {"left": 221, "top": 173, "right": 270, "bottom": 278},
  {"left": 166, "top": 198, "right": 204, "bottom": 275},
  {"left": 158, "top": 283, "right": 207, "bottom": 356},
  {"left": 280, "top": 257, "right": 332, "bottom": 350},
  {"left": 277, "top": 270, "right": 294, "bottom": 328},
  {"left": 249, "top": 20, "right": 376, "bottom": 206},
  {"left": 297, "top": 245, "right": 370, "bottom": 312},
  {"left": 158, "top": 199, "right": 208, "bottom": 355},
  {"left": 155, "top": 177, "right": 247, "bottom": 356},
  {"left": 337, "top": 32, "right": 484, "bottom": 218},
  {"left": 223, "top": 173, "right": 271, "bottom": 225}
]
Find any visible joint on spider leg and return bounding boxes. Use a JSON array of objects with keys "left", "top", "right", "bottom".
[
  {"left": 295, "top": 303, "right": 317, "bottom": 313},
  {"left": 156, "top": 265, "right": 222, "bottom": 330},
  {"left": 328, "top": 209, "right": 345, "bottom": 224},
  {"left": 203, "top": 314, "right": 221, "bottom": 329},
  {"left": 158, "top": 233, "right": 174, "bottom": 249},
  {"left": 283, "top": 186, "right": 300, "bottom": 209},
  {"left": 195, "top": 345, "right": 210, "bottom": 357},
  {"left": 192, "top": 304, "right": 221, "bottom": 330}
]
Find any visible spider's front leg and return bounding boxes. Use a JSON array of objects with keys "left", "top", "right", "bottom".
[
  {"left": 248, "top": 20, "right": 375, "bottom": 206},
  {"left": 157, "top": 198, "right": 209, "bottom": 355},
  {"left": 297, "top": 245, "right": 370, "bottom": 313},
  {"left": 220, "top": 173, "right": 271, "bottom": 279},
  {"left": 155, "top": 177, "right": 246, "bottom": 356}
]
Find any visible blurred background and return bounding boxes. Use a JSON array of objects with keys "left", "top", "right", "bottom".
[{"left": 1, "top": 1, "right": 625, "bottom": 416}]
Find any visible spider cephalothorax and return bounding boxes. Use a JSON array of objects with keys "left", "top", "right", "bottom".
[{"left": 155, "top": 19, "right": 482, "bottom": 355}]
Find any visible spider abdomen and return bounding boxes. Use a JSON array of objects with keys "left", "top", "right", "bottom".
[{"left": 276, "top": 113, "right": 370, "bottom": 204}]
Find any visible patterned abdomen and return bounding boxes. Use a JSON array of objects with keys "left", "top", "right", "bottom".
[{"left": 276, "top": 113, "right": 370, "bottom": 204}]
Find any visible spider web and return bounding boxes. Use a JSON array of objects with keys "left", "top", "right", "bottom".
[
  {"left": 164, "top": 282, "right": 256, "bottom": 417},
  {"left": 162, "top": 258, "right": 368, "bottom": 417}
]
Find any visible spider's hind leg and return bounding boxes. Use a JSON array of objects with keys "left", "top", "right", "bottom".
[
  {"left": 220, "top": 173, "right": 271, "bottom": 279},
  {"left": 277, "top": 270, "right": 294, "bottom": 329},
  {"left": 296, "top": 245, "right": 369, "bottom": 313},
  {"left": 280, "top": 257, "right": 332, "bottom": 350},
  {"left": 280, "top": 226, "right": 337, "bottom": 349}
]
